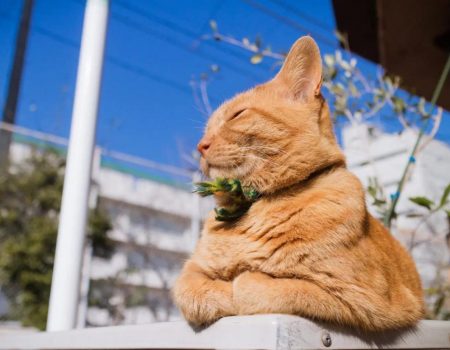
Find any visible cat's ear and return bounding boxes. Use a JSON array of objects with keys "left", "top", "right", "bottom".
[{"left": 275, "top": 36, "right": 322, "bottom": 101}]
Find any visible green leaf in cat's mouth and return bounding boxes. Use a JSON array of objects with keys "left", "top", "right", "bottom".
[{"left": 193, "top": 178, "right": 260, "bottom": 221}]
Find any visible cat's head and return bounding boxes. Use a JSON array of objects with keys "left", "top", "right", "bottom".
[{"left": 197, "top": 36, "right": 345, "bottom": 194}]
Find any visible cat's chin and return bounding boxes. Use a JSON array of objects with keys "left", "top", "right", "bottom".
[
  {"left": 201, "top": 158, "right": 232, "bottom": 179},
  {"left": 208, "top": 167, "right": 231, "bottom": 179},
  {"left": 201, "top": 157, "right": 255, "bottom": 180}
]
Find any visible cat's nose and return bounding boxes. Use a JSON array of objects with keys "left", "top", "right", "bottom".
[{"left": 197, "top": 139, "right": 211, "bottom": 156}]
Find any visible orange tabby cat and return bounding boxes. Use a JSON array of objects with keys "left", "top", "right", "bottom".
[{"left": 173, "top": 36, "right": 424, "bottom": 331}]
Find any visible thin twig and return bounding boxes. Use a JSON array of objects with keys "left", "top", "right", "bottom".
[
  {"left": 417, "top": 108, "right": 443, "bottom": 154},
  {"left": 199, "top": 78, "right": 213, "bottom": 116},
  {"left": 384, "top": 55, "right": 450, "bottom": 227}
]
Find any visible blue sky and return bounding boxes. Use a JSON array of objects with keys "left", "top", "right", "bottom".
[{"left": 1, "top": 0, "right": 449, "bottom": 175}]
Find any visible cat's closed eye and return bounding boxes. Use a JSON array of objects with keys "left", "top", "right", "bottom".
[{"left": 229, "top": 109, "right": 246, "bottom": 121}]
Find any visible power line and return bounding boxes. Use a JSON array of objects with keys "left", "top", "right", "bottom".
[
  {"left": 34, "top": 26, "right": 193, "bottom": 95},
  {"left": 241, "top": 0, "right": 337, "bottom": 49},
  {"left": 267, "top": 0, "right": 334, "bottom": 32},
  {"left": 113, "top": 1, "right": 244, "bottom": 57},
  {"left": 1, "top": 11, "right": 212, "bottom": 99},
  {"left": 0, "top": 12, "right": 201, "bottom": 98},
  {"left": 72, "top": 0, "right": 274, "bottom": 82},
  {"left": 112, "top": 0, "right": 273, "bottom": 73},
  {"left": 110, "top": 11, "right": 263, "bottom": 82},
  {"left": 30, "top": 24, "right": 78, "bottom": 47},
  {"left": 106, "top": 55, "right": 193, "bottom": 96}
]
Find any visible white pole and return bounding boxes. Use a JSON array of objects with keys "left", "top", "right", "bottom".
[
  {"left": 47, "top": 0, "right": 108, "bottom": 331},
  {"left": 75, "top": 243, "right": 93, "bottom": 328}
]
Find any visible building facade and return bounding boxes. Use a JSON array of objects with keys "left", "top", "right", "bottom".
[
  {"left": 83, "top": 159, "right": 211, "bottom": 326},
  {"left": 343, "top": 124, "right": 450, "bottom": 291}
]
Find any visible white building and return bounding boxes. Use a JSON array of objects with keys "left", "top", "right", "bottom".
[
  {"left": 83, "top": 157, "right": 211, "bottom": 326},
  {"left": 343, "top": 124, "right": 450, "bottom": 289},
  {"left": 4, "top": 131, "right": 212, "bottom": 328}
]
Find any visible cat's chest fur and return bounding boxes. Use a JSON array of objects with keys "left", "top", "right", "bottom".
[{"left": 194, "top": 194, "right": 314, "bottom": 280}]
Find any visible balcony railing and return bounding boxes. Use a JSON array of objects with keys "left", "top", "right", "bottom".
[{"left": 1, "top": 314, "right": 450, "bottom": 349}]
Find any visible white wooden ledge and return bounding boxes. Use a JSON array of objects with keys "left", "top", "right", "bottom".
[{"left": 1, "top": 315, "right": 449, "bottom": 349}]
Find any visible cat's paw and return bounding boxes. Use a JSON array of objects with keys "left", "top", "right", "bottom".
[
  {"left": 177, "top": 301, "right": 220, "bottom": 327},
  {"left": 233, "top": 271, "right": 272, "bottom": 315},
  {"left": 173, "top": 280, "right": 236, "bottom": 327},
  {"left": 176, "top": 293, "right": 234, "bottom": 327}
]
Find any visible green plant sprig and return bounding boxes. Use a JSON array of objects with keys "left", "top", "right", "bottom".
[{"left": 194, "top": 178, "right": 260, "bottom": 222}]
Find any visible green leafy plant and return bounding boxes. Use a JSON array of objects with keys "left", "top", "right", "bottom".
[
  {"left": 194, "top": 178, "right": 259, "bottom": 221},
  {"left": 0, "top": 149, "right": 113, "bottom": 330}
]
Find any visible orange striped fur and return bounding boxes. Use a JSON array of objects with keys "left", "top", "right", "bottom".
[{"left": 173, "top": 36, "right": 424, "bottom": 331}]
